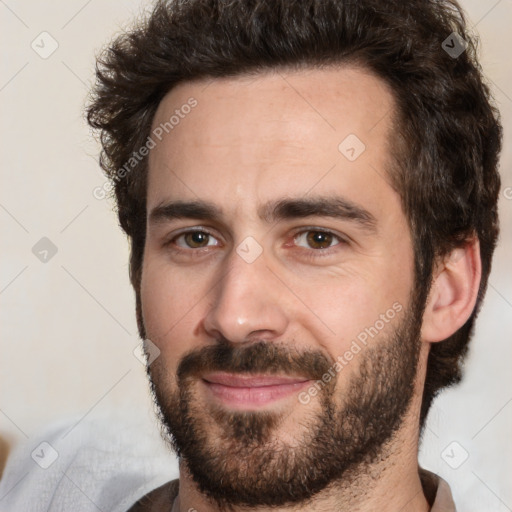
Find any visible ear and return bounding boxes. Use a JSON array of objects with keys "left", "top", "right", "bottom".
[{"left": 421, "top": 237, "right": 482, "bottom": 343}]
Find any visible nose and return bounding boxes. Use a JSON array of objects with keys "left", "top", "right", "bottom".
[{"left": 202, "top": 247, "right": 289, "bottom": 344}]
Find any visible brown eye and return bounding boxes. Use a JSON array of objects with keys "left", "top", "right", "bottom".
[
  {"left": 184, "top": 231, "right": 210, "bottom": 248},
  {"left": 172, "top": 230, "right": 219, "bottom": 249},
  {"left": 294, "top": 230, "right": 339, "bottom": 250},
  {"left": 306, "top": 231, "right": 334, "bottom": 249}
]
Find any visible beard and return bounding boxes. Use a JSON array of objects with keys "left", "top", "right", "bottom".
[{"left": 146, "top": 299, "right": 423, "bottom": 509}]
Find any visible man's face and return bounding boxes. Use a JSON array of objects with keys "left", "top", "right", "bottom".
[{"left": 141, "top": 66, "right": 421, "bottom": 506}]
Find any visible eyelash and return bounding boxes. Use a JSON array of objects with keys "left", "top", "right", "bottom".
[{"left": 164, "top": 227, "right": 348, "bottom": 259}]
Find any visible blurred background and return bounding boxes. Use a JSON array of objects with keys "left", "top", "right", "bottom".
[{"left": 1, "top": 0, "right": 511, "bottom": 509}]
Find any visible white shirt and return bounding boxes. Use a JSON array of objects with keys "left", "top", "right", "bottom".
[{"left": 0, "top": 412, "right": 179, "bottom": 512}]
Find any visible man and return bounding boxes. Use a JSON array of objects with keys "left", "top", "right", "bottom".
[
  {"left": 86, "top": 0, "right": 502, "bottom": 510},
  {"left": 58, "top": 0, "right": 506, "bottom": 510}
]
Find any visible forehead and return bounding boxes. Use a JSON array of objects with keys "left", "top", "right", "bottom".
[{"left": 147, "top": 65, "right": 397, "bottom": 217}]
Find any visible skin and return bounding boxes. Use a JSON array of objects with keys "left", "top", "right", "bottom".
[{"left": 139, "top": 65, "right": 481, "bottom": 511}]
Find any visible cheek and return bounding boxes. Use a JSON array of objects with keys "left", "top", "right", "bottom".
[
  {"left": 140, "top": 257, "right": 207, "bottom": 359},
  {"left": 293, "top": 279, "right": 383, "bottom": 351},
  {"left": 290, "top": 261, "right": 412, "bottom": 357}
]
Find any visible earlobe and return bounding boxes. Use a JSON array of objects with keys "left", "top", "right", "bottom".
[{"left": 421, "top": 237, "right": 482, "bottom": 343}]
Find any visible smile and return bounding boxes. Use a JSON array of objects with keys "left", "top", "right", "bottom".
[{"left": 201, "top": 372, "right": 312, "bottom": 409}]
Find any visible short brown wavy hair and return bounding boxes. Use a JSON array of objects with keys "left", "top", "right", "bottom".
[{"left": 87, "top": 0, "right": 502, "bottom": 429}]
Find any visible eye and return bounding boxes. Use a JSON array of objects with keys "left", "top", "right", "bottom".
[
  {"left": 172, "top": 229, "right": 220, "bottom": 249},
  {"left": 292, "top": 229, "right": 346, "bottom": 253}
]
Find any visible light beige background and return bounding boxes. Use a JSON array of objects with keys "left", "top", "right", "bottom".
[{"left": 1, "top": 0, "right": 511, "bottom": 509}]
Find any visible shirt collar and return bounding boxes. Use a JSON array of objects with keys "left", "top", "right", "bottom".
[
  {"left": 130, "top": 470, "right": 457, "bottom": 511},
  {"left": 420, "top": 468, "right": 457, "bottom": 511}
]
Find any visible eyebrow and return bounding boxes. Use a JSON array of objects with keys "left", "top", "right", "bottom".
[{"left": 149, "top": 196, "right": 378, "bottom": 233}]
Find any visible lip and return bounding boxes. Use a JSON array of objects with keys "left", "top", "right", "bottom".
[{"left": 201, "top": 372, "right": 312, "bottom": 409}]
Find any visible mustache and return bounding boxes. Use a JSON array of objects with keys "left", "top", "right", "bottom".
[{"left": 176, "top": 340, "right": 335, "bottom": 383}]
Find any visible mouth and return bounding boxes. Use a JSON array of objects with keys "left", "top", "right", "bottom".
[{"left": 201, "top": 372, "right": 312, "bottom": 409}]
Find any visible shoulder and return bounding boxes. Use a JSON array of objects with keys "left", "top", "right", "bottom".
[
  {"left": 126, "top": 479, "right": 179, "bottom": 511},
  {"left": 0, "top": 412, "right": 178, "bottom": 512}
]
